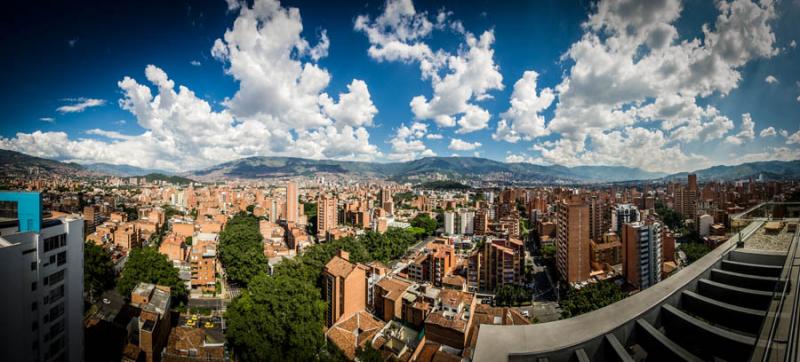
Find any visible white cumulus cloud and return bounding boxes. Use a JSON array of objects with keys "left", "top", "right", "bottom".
[
  {"left": 57, "top": 98, "right": 106, "bottom": 113},
  {"left": 787, "top": 130, "right": 800, "bottom": 145},
  {"left": 357, "top": 0, "right": 503, "bottom": 134},
  {"left": 448, "top": 138, "right": 481, "bottom": 151},
  {"left": 725, "top": 113, "right": 756, "bottom": 145},
  {"left": 387, "top": 122, "right": 436, "bottom": 161},
  {"left": 532, "top": 0, "right": 780, "bottom": 171},
  {"left": 1, "top": 0, "right": 382, "bottom": 170},
  {"left": 493, "top": 70, "right": 554, "bottom": 143},
  {"left": 760, "top": 126, "right": 776, "bottom": 137}
]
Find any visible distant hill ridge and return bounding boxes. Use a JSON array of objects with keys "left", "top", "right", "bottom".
[
  {"left": 0, "top": 149, "right": 797, "bottom": 183},
  {"left": 0, "top": 150, "right": 192, "bottom": 183},
  {"left": 663, "top": 160, "right": 800, "bottom": 182},
  {"left": 83, "top": 163, "right": 173, "bottom": 177},
  {"left": 182, "top": 156, "right": 660, "bottom": 182}
]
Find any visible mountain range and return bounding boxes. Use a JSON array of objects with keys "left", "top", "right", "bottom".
[
  {"left": 0, "top": 149, "right": 90, "bottom": 177},
  {"left": 82, "top": 163, "right": 173, "bottom": 177},
  {"left": 0, "top": 149, "right": 797, "bottom": 184},
  {"left": 664, "top": 160, "right": 800, "bottom": 182},
  {"left": 184, "top": 155, "right": 669, "bottom": 183},
  {"left": 181, "top": 155, "right": 800, "bottom": 183}
]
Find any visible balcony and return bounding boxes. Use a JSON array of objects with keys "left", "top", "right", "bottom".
[{"left": 473, "top": 202, "right": 800, "bottom": 362}]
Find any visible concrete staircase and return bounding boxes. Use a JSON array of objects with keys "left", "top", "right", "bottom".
[{"left": 598, "top": 249, "right": 785, "bottom": 362}]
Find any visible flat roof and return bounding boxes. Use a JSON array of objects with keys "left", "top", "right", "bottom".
[{"left": 195, "top": 233, "right": 218, "bottom": 241}]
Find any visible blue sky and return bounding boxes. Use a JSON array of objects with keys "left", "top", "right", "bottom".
[{"left": 0, "top": 0, "right": 798, "bottom": 173}]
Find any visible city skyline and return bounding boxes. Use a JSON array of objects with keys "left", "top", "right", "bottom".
[{"left": 0, "top": 0, "right": 798, "bottom": 173}]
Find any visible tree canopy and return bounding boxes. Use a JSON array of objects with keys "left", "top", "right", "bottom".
[
  {"left": 407, "top": 226, "right": 427, "bottom": 239},
  {"left": 360, "top": 228, "right": 418, "bottom": 263},
  {"left": 225, "top": 273, "right": 326, "bottom": 362},
  {"left": 655, "top": 201, "right": 683, "bottom": 231},
  {"left": 219, "top": 213, "right": 268, "bottom": 286},
  {"left": 84, "top": 241, "right": 115, "bottom": 302},
  {"left": 117, "top": 246, "right": 187, "bottom": 302},
  {"left": 355, "top": 345, "right": 383, "bottom": 362},
  {"left": 269, "top": 227, "right": 418, "bottom": 286},
  {"left": 541, "top": 243, "right": 556, "bottom": 260},
  {"left": 494, "top": 284, "right": 532, "bottom": 307},
  {"left": 225, "top": 225, "right": 423, "bottom": 360},
  {"left": 418, "top": 180, "right": 471, "bottom": 190},
  {"left": 410, "top": 214, "right": 438, "bottom": 236},
  {"left": 681, "top": 242, "right": 712, "bottom": 264},
  {"left": 392, "top": 191, "right": 414, "bottom": 206},
  {"left": 305, "top": 202, "right": 318, "bottom": 235},
  {"left": 560, "top": 280, "right": 624, "bottom": 318}
]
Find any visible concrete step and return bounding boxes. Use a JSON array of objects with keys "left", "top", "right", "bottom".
[
  {"left": 710, "top": 268, "right": 782, "bottom": 292},
  {"left": 604, "top": 334, "right": 634, "bottom": 362},
  {"left": 661, "top": 304, "right": 756, "bottom": 361},
  {"left": 727, "top": 249, "right": 787, "bottom": 266},
  {"left": 573, "top": 348, "right": 590, "bottom": 362},
  {"left": 635, "top": 319, "right": 703, "bottom": 362},
  {"left": 720, "top": 259, "right": 783, "bottom": 277},
  {"left": 680, "top": 290, "right": 766, "bottom": 335},
  {"left": 696, "top": 278, "right": 773, "bottom": 310}
]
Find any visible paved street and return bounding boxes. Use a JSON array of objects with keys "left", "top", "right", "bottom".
[
  {"left": 178, "top": 313, "right": 227, "bottom": 338},
  {"left": 188, "top": 297, "right": 227, "bottom": 309},
  {"left": 227, "top": 283, "right": 242, "bottom": 299},
  {"left": 91, "top": 290, "right": 126, "bottom": 322},
  {"left": 113, "top": 255, "right": 127, "bottom": 274}
]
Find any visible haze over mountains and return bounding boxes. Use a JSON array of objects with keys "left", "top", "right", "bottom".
[
  {"left": 82, "top": 163, "right": 173, "bottom": 178},
  {"left": 185, "top": 156, "right": 670, "bottom": 183},
  {"left": 1, "top": 149, "right": 798, "bottom": 183}
]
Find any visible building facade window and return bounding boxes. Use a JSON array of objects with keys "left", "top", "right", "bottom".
[{"left": 43, "top": 234, "right": 66, "bottom": 253}]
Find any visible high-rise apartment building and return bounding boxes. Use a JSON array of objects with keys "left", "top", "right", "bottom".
[
  {"left": 622, "top": 222, "right": 662, "bottom": 290},
  {"left": 285, "top": 181, "right": 298, "bottom": 223},
  {"left": 83, "top": 205, "right": 99, "bottom": 236},
  {"left": 467, "top": 238, "right": 524, "bottom": 292},
  {"left": 317, "top": 194, "right": 338, "bottom": 239},
  {"left": 383, "top": 200, "right": 394, "bottom": 217},
  {"left": 407, "top": 242, "right": 456, "bottom": 287},
  {"left": 444, "top": 211, "right": 455, "bottom": 235},
  {"left": 474, "top": 209, "right": 489, "bottom": 236},
  {"left": 498, "top": 213, "right": 520, "bottom": 239},
  {"left": 588, "top": 195, "right": 608, "bottom": 242},
  {"left": 675, "top": 174, "right": 698, "bottom": 218},
  {"left": 443, "top": 210, "right": 477, "bottom": 236},
  {"left": 322, "top": 250, "right": 367, "bottom": 327},
  {"left": 458, "top": 210, "right": 474, "bottom": 235},
  {"left": 556, "top": 196, "right": 590, "bottom": 284},
  {"left": 611, "top": 204, "right": 641, "bottom": 234},
  {"left": 688, "top": 173, "right": 698, "bottom": 192},
  {"left": 380, "top": 187, "right": 392, "bottom": 208},
  {"left": 674, "top": 185, "right": 697, "bottom": 218},
  {"left": 0, "top": 192, "right": 84, "bottom": 362}
]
